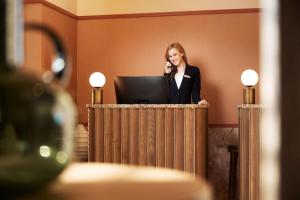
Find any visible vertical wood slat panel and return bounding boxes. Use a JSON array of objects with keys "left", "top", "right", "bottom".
[
  {"left": 146, "top": 109, "right": 156, "bottom": 166},
  {"left": 203, "top": 109, "right": 208, "bottom": 176},
  {"left": 165, "top": 108, "right": 174, "bottom": 168},
  {"left": 239, "top": 107, "right": 250, "bottom": 200},
  {"left": 88, "top": 105, "right": 208, "bottom": 177},
  {"left": 239, "top": 105, "right": 262, "bottom": 200},
  {"left": 174, "top": 108, "right": 184, "bottom": 171},
  {"left": 139, "top": 109, "right": 147, "bottom": 165},
  {"left": 247, "top": 108, "right": 256, "bottom": 200},
  {"left": 104, "top": 108, "right": 112, "bottom": 162},
  {"left": 112, "top": 108, "right": 121, "bottom": 163},
  {"left": 121, "top": 109, "right": 129, "bottom": 164},
  {"left": 250, "top": 107, "right": 261, "bottom": 200},
  {"left": 95, "top": 108, "right": 104, "bottom": 162},
  {"left": 195, "top": 109, "right": 200, "bottom": 175},
  {"left": 184, "top": 108, "right": 195, "bottom": 174},
  {"left": 195, "top": 108, "right": 208, "bottom": 177},
  {"left": 156, "top": 108, "right": 165, "bottom": 167},
  {"left": 255, "top": 108, "right": 262, "bottom": 200},
  {"left": 88, "top": 108, "right": 95, "bottom": 161},
  {"left": 129, "top": 109, "right": 139, "bottom": 165}
]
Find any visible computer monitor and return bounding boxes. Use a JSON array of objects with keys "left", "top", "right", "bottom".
[{"left": 114, "top": 76, "right": 169, "bottom": 104}]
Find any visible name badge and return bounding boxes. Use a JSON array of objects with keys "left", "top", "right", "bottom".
[{"left": 183, "top": 75, "right": 191, "bottom": 78}]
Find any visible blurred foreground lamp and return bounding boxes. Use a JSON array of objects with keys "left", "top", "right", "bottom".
[
  {"left": 89, "top": 72, "right": 106, "bottom": 104},
  {"left": 241, "top": 69, "right": 258, "bottom": 104}
]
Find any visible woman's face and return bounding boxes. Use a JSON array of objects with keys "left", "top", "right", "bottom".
[{"left": 168, "top": 48, "right": 184, "bottom": 66}]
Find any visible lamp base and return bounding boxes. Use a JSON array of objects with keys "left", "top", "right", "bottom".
[
  {"left": 92, "top": 88, "right": 103, "bottom": 104},
  {"left": 243, "top": 87, "right": 255, "bottom": 104}
]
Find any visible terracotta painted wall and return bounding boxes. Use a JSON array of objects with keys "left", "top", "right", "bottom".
[
  {"left": 77, "top": 12, "right": 260, "bottom": 124},
  {"left": 40, "top": 5, "right": 78, "bottom": 99},
  {"left": 23, "top": 3, "right": 43, "bottom": 76},
  {"left": 24, "top": 3, "right": 78, "bottom": 101},
  {"left": 24, "top": 2, "right": 260, "bottom": 125}
]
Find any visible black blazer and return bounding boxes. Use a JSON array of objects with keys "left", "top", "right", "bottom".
[{"left": 165, "top": 65, "right": 201, "bottom": 104}]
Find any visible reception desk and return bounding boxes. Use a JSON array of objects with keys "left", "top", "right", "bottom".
[{"left": 87, "top": 104, "right": 208, "bottom": 177}]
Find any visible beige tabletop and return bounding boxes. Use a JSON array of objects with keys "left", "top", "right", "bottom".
[{"left": 17, "top": 163, "right": 212, "bottom": 200}]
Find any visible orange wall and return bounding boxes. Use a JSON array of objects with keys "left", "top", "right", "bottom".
[
  {"left": 24, "top": 3, "right": 43, "bottom": 76},
  {"left": 24, "top": 3, "right": 78, "bottom": 101},
  {"left": 77, "top": 12, "right": 260, "bottom": 124},
  {"left": 41, "top": 5, "right": 78, "bottom": 99},
  {"left": 24, "top": 2, "right": 260, "bottom": 125}
]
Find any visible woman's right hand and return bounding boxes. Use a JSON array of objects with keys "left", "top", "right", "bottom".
[
  {"left": 165, "top": 62, "right": 172, "bottom": 73},
  {"left": 198, "top": 99, "right": 209, "bottom": 106}
]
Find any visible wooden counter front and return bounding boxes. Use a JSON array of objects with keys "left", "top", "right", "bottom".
[
  {"left": 238, "top": 104, "right": 262, "bottom": 200},
  {"left": 87, "top": 104, "right": 208, "bottom": 177}
]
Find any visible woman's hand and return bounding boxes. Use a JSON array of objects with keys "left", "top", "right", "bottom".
[
  {"left": 198, "top": 99, "right": 209, "bottom": 105},
  {"left": 165, "top": 62, "right": 172, "bottom": 73}
]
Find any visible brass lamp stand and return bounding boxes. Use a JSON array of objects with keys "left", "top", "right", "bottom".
[
  {"left": 92, "top": 87, "right": 103, "bottom": 104},
  {"left": 243, "top": 86, "right": 255, "bottom": 104}
]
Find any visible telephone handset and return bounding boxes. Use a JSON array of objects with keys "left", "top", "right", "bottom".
[{"left": 167, "top": 59, "right": 177, "bottom": 72}]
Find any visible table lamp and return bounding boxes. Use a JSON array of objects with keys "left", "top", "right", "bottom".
[
  {"left": 89, "top": 72, "right": 106, "bottom": 104},
  {"left": 241, "top": 69, "right": 259, "bottom": 104}
]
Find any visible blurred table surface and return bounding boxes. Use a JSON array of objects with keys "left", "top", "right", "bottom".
[{"left": 15, "top": 163, "right": 212, "bottom": 200}]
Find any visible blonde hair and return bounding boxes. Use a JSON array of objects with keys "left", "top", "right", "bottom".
[{"left": 165, "top": 42, "right": 188, "bottom": 64}]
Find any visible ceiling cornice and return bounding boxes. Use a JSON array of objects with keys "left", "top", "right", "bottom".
[
  {"left": 24, "top": 0, "right": 260, "bottom": 20},
  {"left": 24, "top": 0, "right": 77, "bottom": 19}
]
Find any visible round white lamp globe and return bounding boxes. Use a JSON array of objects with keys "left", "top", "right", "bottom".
[
  {"left": 241, "top": 69, "right": 258, "bottom": 86},
  {"left": 89, "top": 72, "right": 106, "bottom": 88}
]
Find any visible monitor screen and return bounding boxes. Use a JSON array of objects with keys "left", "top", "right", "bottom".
[{"left": 114, "top": 76, "right": 169, "bottom": 104}]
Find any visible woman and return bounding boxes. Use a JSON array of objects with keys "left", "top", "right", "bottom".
[{"left": 164, "top": 42, "right": 202, "bottom": 104}]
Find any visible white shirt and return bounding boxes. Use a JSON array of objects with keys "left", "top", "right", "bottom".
[{"left": 175, "top": 70, "right": 184, "bottom": 89}]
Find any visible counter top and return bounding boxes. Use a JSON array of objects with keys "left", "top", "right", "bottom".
[
  {"left": 86, "top": 104, "right": 209, "bottom": 109},
  {"left": 238, "top": 104, "right": 263, "bottom": 109}
]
